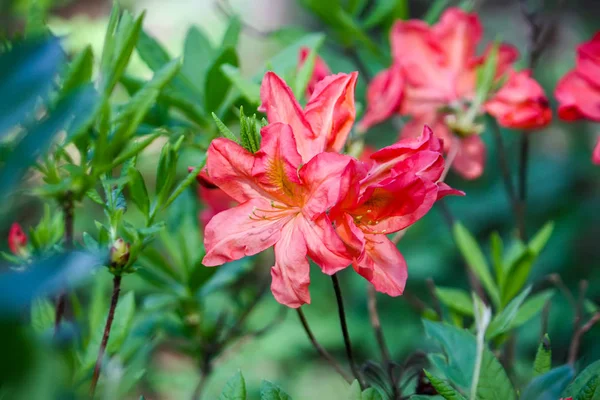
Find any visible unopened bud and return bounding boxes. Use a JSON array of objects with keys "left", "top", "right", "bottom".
[
  {"left": 8, "top": 223, "right": 28, "bottom": 256},
  {"left": 109, "top": 238, "right": 130, "bottom": 270}
]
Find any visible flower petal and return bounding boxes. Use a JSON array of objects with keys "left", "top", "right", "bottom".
[
  {"left": 358, "top": 65, "right": 404, "bottom": 132},
  {"left": 304, "top": 72, "right": 358, "bottom": 154},
  {"left": 207, "top": 138, "right": 269, "bottom": 202},
  {"left": 259, "top": 72, "right": 316, "bottom": 160},
  {"left": 452, "top": 135, "right": 486, "bottom": 180},
  {"left": 354, "top": 234, "right": 407, "bottom": 296},
  {"left": 433, "top": 8, "right": 482, "bottom": 73},
  {"left": 297, "top": 214, "right": 351, "bottom": 275},
  {"left": 576, "top": 32, "right": 600, "bottom": 87},
  {"left": 593, "top": 136, "right": 600, "bottom": 165},
  {"left": 299, "top": 152, "right": 359, "bottom": 219},
  {"left": 252, "top": 123, "right": 303, "bottom": 204},
  {"left": 555, "top": 71, "right": 600, "bottom": 121},
  {"left": 270, "top": 220, "right": 311, "bottom": 308},
  {"left": 298, "top": 47, "right": 332, "bottom": 98},
  {"left": 202, "top": 199, "right": 292, "bottom": 266}
]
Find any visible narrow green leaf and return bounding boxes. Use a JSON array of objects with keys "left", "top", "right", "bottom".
[
  {"left": 127, "top": 168, "right": 150, "bottom": 217},
  {"left": 205, "top": 48, "right": 239, "bottom": 112},
  {"left": 219, "top": 371, "right": 246, "bottom": 400},
  {"left": 362, "top": 0, "right": 409, "bottom": 28},
  {"left": 502, "top": 249, "right": 535, "bottom": 305},
  {"left": 221, "top": 64, "right": 260, "bottom": 104},
  {"left": 361, "top": 388, "right": 383, "bottom": 400},
  {"left": 155, "top": 143, "right": 177, "bottom": 205},
  {"left": 423, "top": 0, "right": 450, "bottom": 24},
  {"left": 260, "top": 380, "right": 292, "bottom": 400},
  {"left": 486, "top": 286, "right": 531, "bottom": 339},
  {"left": 423, "top": 370, "right": 466, "bottom": 400},
  {"left": 475, "top": 42, "right": 498, "bottom": 105},
  {"left": 100, "top": 2, "right": 120, "bottom": 75},
  {"left": 435, "top": 287, "right": 474, "bottom": 316},
  {"left": 136, "top": 29, "right": 171, "bottom": 71},
  {"left": 452, "top": 222, "right": 500, "bottom": 308},
  {"left": 162, "top": 159, "right": 206, "bottom": 211},
  {"left": 182, "top": 25, "right": 214, "bottom": 94},
  {"left": 490, "top": 232, "right": 504, "bottom": 288},
  {"left": 563, "top": 360, "right": 600, "bottom": 398},
  {"left": 529, "top": 221, "right": 554, "bottom": 255},
  {"left": 293, "top": 36, "right": 325, "bottom": 97},
  {"left": 211, "top": 113, "right": 238, "bottom": 142},
  {"left": 521, "top": 365, "right": 575, "bottom": 400},
  {"left": 533, "top": 334, "right": 552, "bottom": 377},
  {"left": 62, "top": 45, "right": 94, "bottom": 94},
  {"left": 222, "top": 16, "right": 242, "bottom": 49},
  {"left": 510, "top": 289, "right": 554, "bottom": 329},
  {"left": 107, "top": 291, "right": 136, "bottom": 353}
]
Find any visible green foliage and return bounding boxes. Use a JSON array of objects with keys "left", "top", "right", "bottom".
[
  {"left": 219, "top": 371, "right": 247, "bottom": 400},
  {"left": 533, "top": 334, "right": 552, "bottom": 377},
  {"left": 260, "top": 380, "right": 292, "bottom": 400},
  {"left": 435, "top": 287, "right": 474, "bottom": 317},
  {"left": 563, "top": 360, "right": 600, "bottom": 399},
  {"left": 521, "top": 365, "right": 575, "bottom": 400},
  {"left": 423, "top": 370, "right": 466, "bottom": 400},
  {"left": 574, "top": 375, "right": 600, "bottom": 400}
]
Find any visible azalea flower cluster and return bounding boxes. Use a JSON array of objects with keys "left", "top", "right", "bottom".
[
  {"left": 555, "top": 32, "right": 600, "bottom": 164},
  {"left": 200, "top": 71, "right": 462, "bottom": 308},
  {"left": 357, "top": 7, "right": 552, "bottom": 179}
]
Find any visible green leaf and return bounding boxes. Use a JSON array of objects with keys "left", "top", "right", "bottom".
[
  {"left": 423, "top": 0, "right": 450, "bottom": 24},
  {"left": 501, "top": 247, "right": 535, "bottom": 305},
  {"left": 260, "top": 380, "right": 292, "bottom": 400},
  {"left": 533, "top": 334, "right": 552, "bottom": 377},
  {"left": 293, "top": 35, "right": 325, "bottom": 97},
  {"left": 105, "top": 131, "right": 161, "bottom": 172},
  {"left": 266, "top": 33, "right": 326, "bottom": 77},
  {"left": 564, "top": 360, "right": 600, "bottom": 398},
  {"left": 212, "top": 112, "right": 239, "bottom": 142},
  {"left": 136, "top": 29, "right": 171, "bottom": 72},
  {"left": 424, "top": 321, "right": 514, "bottom": 398},
  {"left": 529, "top": 221, "right": 554, "bottom": 255},
  {"left": 127, "top": 168, "right": 150, "bottom": 217},
  {"left": 219, "top": 371, "right": 246, "bottom": 400},
  {"left": 100, "top": 2, "right": 120, "bottom": 75},
  {"left": 0, "top": 38, "right": 65, "bottom": 137},
  {"left": 182, "top": 25, "right": 214, "bottom": 94},
  {"left": 30, "top": 298, "right": 55, "bottom": 334},
  {"left": 361, "top": 388, "right": 383, "bottom": 400},
  {"left": 347, "top": 380, "right": 362, "bottom": 399},
  {"left": 221, "top": 64, "right": 260, "bottom": 104},
  {"left": 222, "top": 16, "right": 242, "bottom": 49},
  {"left": 575, "top": 376, "right": 600, "bottom": 400},
  {"left": 435, "top": 287, "right": 474, "bottom": 316},
  {"left": 521, "top": 365, "right": 575, "bottom": 400},
  {"left": 62, "top": 45, "right": 94, "bottom": 94},
  {"left": 205, "top": 48, "right": 239, "bottom": 113},
  {"left": 423, "top": 370, "right": 466, "bottom": 400},
  {"left": 452, "top": 223, "right": 500, "bottom": 308},
  {"left": 362, "top": 0, "right": 409, "bottom": 29},
  {"left": 162, "top": 159, "right": 206, "bottom": 211},
  {"left": 490, "top": 232, "right": 504, "bottom": 288},
  {"left": 107, "top": 291, "right": 136, "bottom": 353},
  {"left": 510, "top": 289, "right": 554, "bottom": 329},
  {"left": 199, "top": 259, "right": 252, "bottom": 297},
  {"left": 475, "top": 42, "right": 498, "bottom": 105},
  {"left": 155, "top": 142, "right": 177, "bottom": 206},
  {"left": 486, "top": 286, "right": 531, "bottom": 339}
]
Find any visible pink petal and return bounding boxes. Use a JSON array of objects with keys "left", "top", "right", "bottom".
[
  {"left": 259, "top": 72, "right": 316, "bottom": 161},
  {"left": 299, "top": 152, "right": 359, "bottom": 219},
  {"left": 358, "top": 65, "right": 404, "bottom": 132},
  {"left": 297, "top": 214, "right": 351, "bottom": 275},
  {"left": 593, "top": 137, "right": 600, "bottom": 165},
  {"left": 555, "top": 70, "right": 600, "bottom": 122},
  {"left": 576, "top": 32, "right": 600, "bottom": 87},
  {"left": 452, "top": 135, "right": 486, "bottom": 180},
  {"left": 252, "top": 123, "right": 303, "bottom": 204},
  {"left": 270, "top": 221, "right": 311, "bottom": 308},
  {"left": 202, "top": 199, "right": 294, "bottom": 266},
  {"left": 354, "top": 234, "right": 407, "bottom": 296},
  {"left": 433, "top": 8, "right": 482, "bottom": 73},
  {"left": 298, "top": 47, "right": 332, "bottom": 98},
  {"left": 304, "top": 72, "right": 358, "bottom": 154},
  {"left": 206, "top": 138, "right": 266, "bottom": 203}
]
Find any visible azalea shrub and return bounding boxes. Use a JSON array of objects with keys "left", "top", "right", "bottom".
[{"left": 2, "top": 0, "right": 600, "bottom": 399}]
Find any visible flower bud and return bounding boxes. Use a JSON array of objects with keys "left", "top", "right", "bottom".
[
  {"left": 109, "top": 238, "right": 130, "bottom": 270},
  {"left": 8, "top": 223, "right": 28, "bottom": 256}
]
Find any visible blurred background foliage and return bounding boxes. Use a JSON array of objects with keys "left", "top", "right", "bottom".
[{"left": 2, "top": 0, "right": 600, "bottom": 398}]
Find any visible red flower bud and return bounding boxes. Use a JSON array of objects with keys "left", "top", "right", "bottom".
[{"left": 8, "top": 223, "right": 27, "bottom": 255}]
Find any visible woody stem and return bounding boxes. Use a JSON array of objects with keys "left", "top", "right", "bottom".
[
  {"left": 90, "top": 275, "right": 122, "bottom": 397},
  {"left": 296, "top": 308, "right": 352, "bottom": 383},
  {"left": 331, "top": 274, "right": 363, "bottom": 388}
]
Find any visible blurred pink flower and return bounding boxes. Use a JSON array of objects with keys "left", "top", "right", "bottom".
[
  {"left": 298, "top": 47, "right": 332, "bottom": 98},
  {"left": 8, "top": 223, "right": 27, "bottom": 255}
]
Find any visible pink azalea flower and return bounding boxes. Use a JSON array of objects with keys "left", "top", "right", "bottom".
[
  {"left": 360, "top": 7, "right": 550, "bottom": 180},
  {"left": 330, "top": 126, "right": 464, "bottom": 295},
  {"left": 485, "top": 70, "right": 552, "bottom": 130},
  {"left": 555, "top": 32, "right": 600, "bottom": 163},
  {"left": 194, "top": 172, "right": 237, "bottom": 229},
  {"left": 556, "top": 32, "right": 600, "bottom": 121},
  {"left": 201, "top": 123, "right": 356, "bottom": 308},
  {"left": 298, "top": 47, "right": 332, "bottom": 98},
  {"left": 259, "top": 70, "right": 358, "bottom": 162}
]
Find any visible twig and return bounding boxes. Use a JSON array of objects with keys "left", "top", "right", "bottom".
[
  {"left": 568, "top": 312, "right": 600, "bottom": 365},
  {"left": 296, "top": 308, "right": 353, "bottom": 383},
  {"left": 488, "top": 118, "right": 519, "bottom": 220},
  {"left": 367, "top": 285, "right": 398, "bottom": 399},
  {"left": 90, "top": 275, "right": 122, "bottom": 397},
  {"left": 547, "top": 274, "right": 577, "bottom": 310},
  {"left": 574, "top": 280, "right": 589, "bottom": 332},
  {"left": 55, "top": 190, "right": 74, "bottom": 335},
  {"left": 426, "top": 279, "right": 443, "bottom": 319},
  {"left": 332, "top": 274, "right": 363, "bottom": 387}
]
